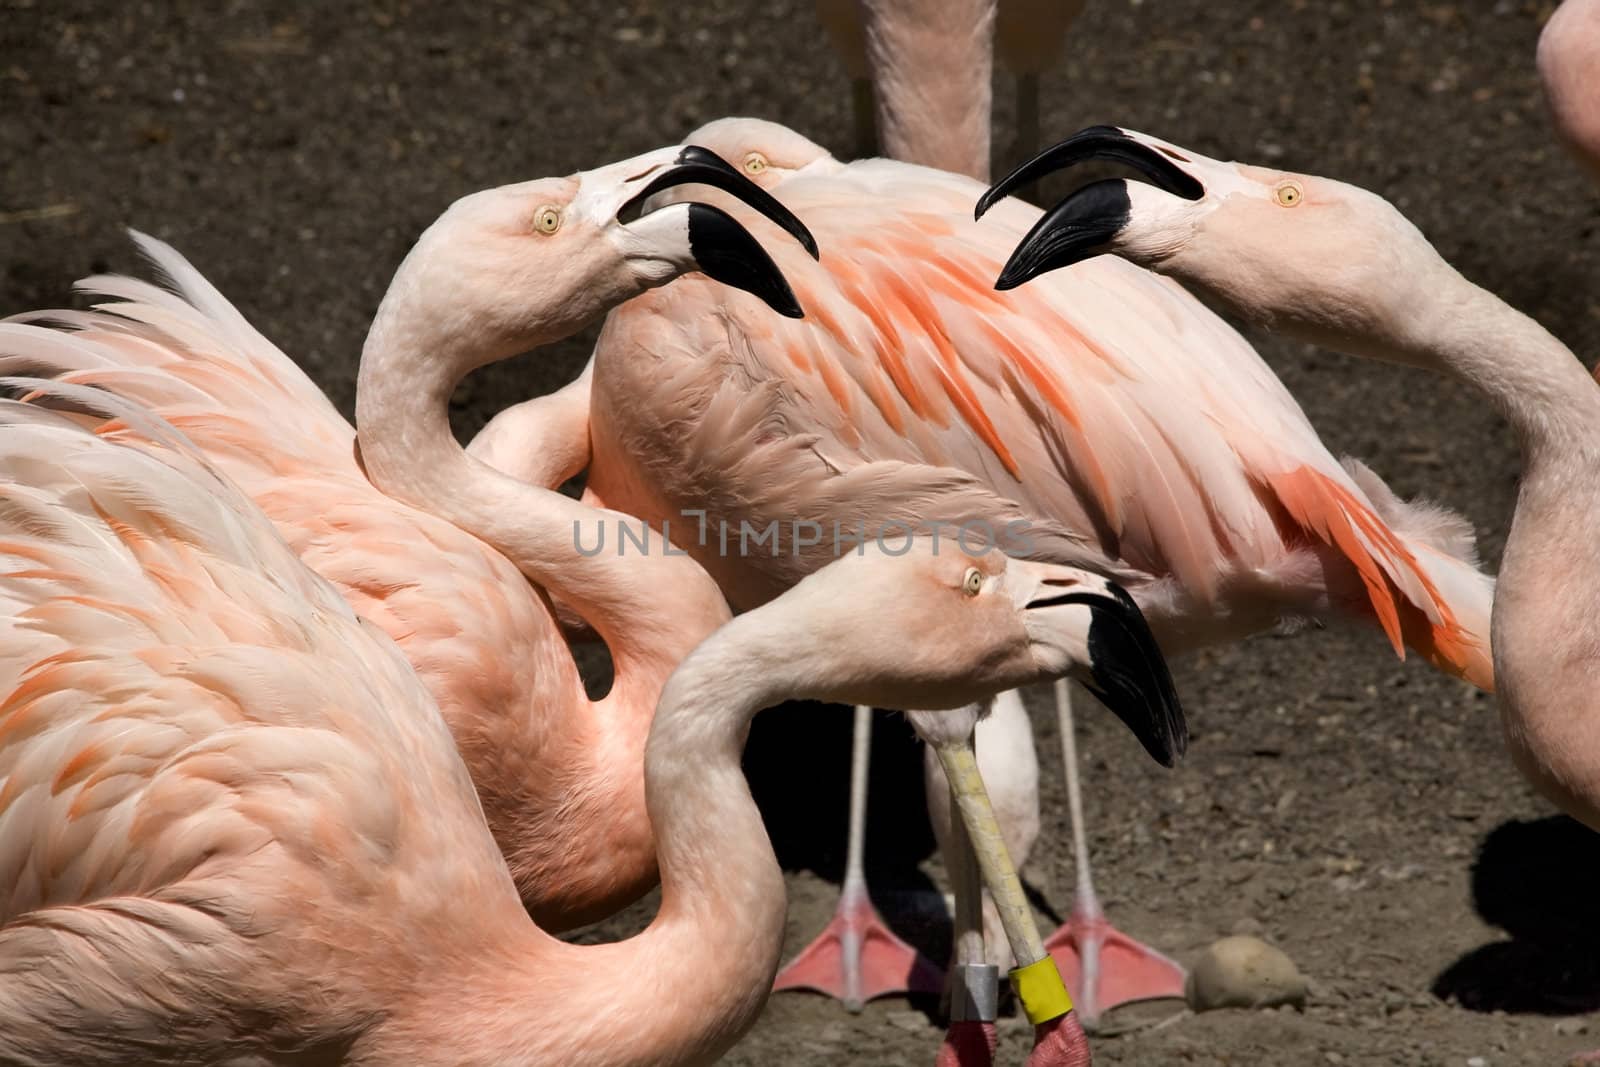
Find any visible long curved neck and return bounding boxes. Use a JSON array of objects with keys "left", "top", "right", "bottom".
[
  {"left": 1386, "top": 259, "right": 1600, "bottom": 827},
  {"left": 354, "top": 286, "right": 731, "bottom": 720},
  {"left": 417, "top": 611, "right": 798, "bottom": 1067},
  {"left": 1398, "top": 263, "right": 1600, "bottom": 466},
  {"left": 863, "top": 0, "right": 995, "bottom": 180}
]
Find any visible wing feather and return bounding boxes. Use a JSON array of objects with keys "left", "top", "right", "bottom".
[{"left": 594, "top": 156, "right": 1492, "bottom": 677}]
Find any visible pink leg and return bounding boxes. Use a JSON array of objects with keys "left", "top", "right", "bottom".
[
  {"left": 772, "top": 706, "right": 944, "bottom": 1010},
  {"left": 1567, "top": 1052, "right": 1600, "bottom": 1065},
  {"left": 1027, "top": 1013, "right": 1093, "bottom": 1067},
  {"left": 1044, "top": 681, "right": 1186, "bottom": 1027},
  {"left": 935, "top": 1020, "right": 997, "bottom": 1067}
]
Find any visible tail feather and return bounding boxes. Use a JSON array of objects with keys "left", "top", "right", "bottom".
[{"left": 1267, "top": 464, "right": 1494, "bottom": 692}]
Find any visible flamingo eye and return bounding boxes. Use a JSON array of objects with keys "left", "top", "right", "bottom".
[
  {"left": 743, "top": 152, "right": 769, "bottom": 175},
  {"left": 962, "top": 567, "right": 984, "bottom": 597},
  {"left": 533, "top": 205, "right": 563, "bottom": 234},
  {"left": 1274, "top": 182, "right": 1303, "bottom": 208}
]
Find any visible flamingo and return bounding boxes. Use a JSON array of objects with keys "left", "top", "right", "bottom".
[
  {"left": 982, "top": 120, "right": 1600, "bottom": 1061},
  {"left": 1539, "top": 0, "right": 1600, "bottom": 181},
  {"left": 0, "top": 146, "right": 815, "bottom": 933},
  {"left": 984, "top": 123, "right": 1600, "bottom": 824},
  {"left": 0, "top": 376, "right": 1184, "bottom": 1065},
  {"left": 557, "top": 118, "right": 1497, "bottom": 1052}
]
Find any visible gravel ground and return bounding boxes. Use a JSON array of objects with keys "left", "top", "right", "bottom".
[{"left": 6, "top": 1, "right": 1600, "bottom": 1064}]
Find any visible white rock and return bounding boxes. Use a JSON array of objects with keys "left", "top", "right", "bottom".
[{"left": 1185, "top": 935, "right": 1309, "bottom": 1012}]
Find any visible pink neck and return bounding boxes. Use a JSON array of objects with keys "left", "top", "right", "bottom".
[
  {"left": 862, "top": 0, "right": 996, "bottom": 180},
  {"left": 378, "top": 613, "right": 796, "bottom": 1067},
  {"left": 353, "top": 291, "right": 731, "bottom": 734}
]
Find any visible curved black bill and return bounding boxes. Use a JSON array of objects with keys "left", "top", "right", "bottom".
[
  {"left": 993, "top": 179, "right": 1134, "bottom": 290},
  {"left": 1030, "top": 584, "right": 1187, "bottom": 767},
  {"left": 622, "top": 145, "right": 820, "bottom": 260},
  {"left": 974, "top": 125, "right": 1205, "bottom": 221},
  {"left": 687, "top": 202, "right": 804, "bottom": 319}
]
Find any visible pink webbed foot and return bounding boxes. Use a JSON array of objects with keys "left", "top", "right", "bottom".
[
  {"left": 934, "top": 1020, "right": 997, "bottom": 1067},
  {"left": 1567, "top": 1051, "right": 1600, "bottom": 1065},
  {"left": 1044, "top": 907, "right": 1186, "bottom": 1027},
  {"left": 1027, "top": 1011, "right": 1093, "bottom": 1067},
  {"left": 772, "top": 883, "right": 944, "bottom": 1011}
]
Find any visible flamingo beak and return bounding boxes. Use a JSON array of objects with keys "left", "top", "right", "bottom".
[
  {"left": 619, "top": 146, "right": 819, "bottom": 259},
  {"left": 974, "top": 126, "right": 1205, "bottom": 290},
  {"left": 592, "top": 145, "right": 816, "bottom": 319},
  {"left": 1021, "top": 571, "right": 1187, "bottom": 767}
]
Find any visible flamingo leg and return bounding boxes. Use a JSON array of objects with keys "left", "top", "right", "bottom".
[
  {"left": 772, "top": 705, "right": 944, "bottom": 1010},
  {"left": 1043, "top": 679, "right": 1187, "bottom": 1029},
  {"left": 936, "top": 772, "right": 999, "bottom": 1067},
  {"left": 929, "top": 735, "right": 1091, "bottom": 1066}
]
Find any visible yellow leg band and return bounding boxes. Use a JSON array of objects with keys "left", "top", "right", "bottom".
[{"left": 1010, "top": 956, "right": 1073, "bottom": 1025}]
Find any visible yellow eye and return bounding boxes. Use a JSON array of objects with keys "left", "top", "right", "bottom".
[
  {"left": 1274, "top": 182, "right": 1303, "bottom": 208},
  {"left": 962, "top": 567, "right": 984, "bottom": 597},
  {"left": 743, "top": 152, "right": 769, "bottom": 175},
  {"left": 533, "top": 205, "right": 563, "bottom": 234}
]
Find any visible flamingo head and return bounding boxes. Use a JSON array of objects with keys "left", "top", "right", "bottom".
[
  {"left": 672, "top": 117, "right": 844, "bottom": 193},
  {"left": 381, "top": 143, "right": 819, "bottom": 368},
  {"left": 977, "top": 126, "right": 1449, "bottom": 366},
  {"left": 779, "top": 539, "right": 1187, "bottom": 768}
]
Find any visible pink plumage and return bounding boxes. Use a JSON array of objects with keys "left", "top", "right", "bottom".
[
  {"left": 587, "top": 120, "right": 1495, "bottom": 689},
  {"left": 0, "top": 231, "right": 725, "bottom": 931}
]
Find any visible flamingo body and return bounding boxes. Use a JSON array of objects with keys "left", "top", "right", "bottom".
[
  {"left": 0, "top": 388, "right": 554, "bottom": 1065},
  {"left": 586, "top": 122, "right": 1494, "bottom": 688},
  {"left": 0, "top": 257, "right": 654, "bottom": 930}
]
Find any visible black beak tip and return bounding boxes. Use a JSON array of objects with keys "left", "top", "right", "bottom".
[
  {"left": 1080, "top": 584, "right": 1188, "bottom": 769},
  {"left": 667, "top": 144, "right": 819, "bottom": 261},
  {"left": 774, "top": 290, "right": 805, "bottom": 319},
  {"left": 973, "top": 188, "right": 1001, "bottom": 222},
  {"left": 978, "top": 124, "right": 1205, "bottom": 239},
  {"left": 685, "top": 201, "right": 805, "bottom": 319},
  {"left": 992, "top": 265, "right": 1025, "bottom": 292}
]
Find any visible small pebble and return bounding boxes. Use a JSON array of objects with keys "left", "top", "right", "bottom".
[
  {"left": 1555, "top": 1018, "right": 1589, "bottom": 1036},
  {"left": 1186, "top": 935, "right": 1309, "bottom": 1012}
]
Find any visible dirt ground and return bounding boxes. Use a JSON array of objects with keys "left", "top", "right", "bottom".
[{"left": 6, "top": 1, "right": 1600, "bottom": 1064}]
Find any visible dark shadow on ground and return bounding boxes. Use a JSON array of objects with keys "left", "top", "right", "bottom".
[
  {"left": 1432, "top": 816, "right": 1600, "bottom": 1015},
  {"left": 745, "top": 703, "right": 949, "bottom": 970},
  {"left": 745, "top": 703, "right": 937, "bottom": 880}
]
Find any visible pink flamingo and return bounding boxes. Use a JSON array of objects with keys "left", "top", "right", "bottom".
[
  {"left": 1539, "top": 0, "right": 1600, "bottom": 180},
  {"left": 0, "top": 376, "right": 1181, "bottom": 1064},
  {"left": 983, "top": 120, "right": 1600, "bottom": 1061},
  {"left": 566, "top": 118, "right": 1497, "bottom": 1058},
  {"left": 0, "top": 147, "right": 816, "bottom": 934}
]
